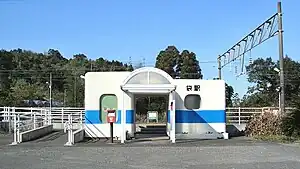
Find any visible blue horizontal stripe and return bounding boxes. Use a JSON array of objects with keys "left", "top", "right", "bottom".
[
  {"left": 85, "top": 110, "right": 134, "bottom": 124},
  {"left": 85, "top": 109, "right": 225, "bottom": 124},
  {"left": 175, "top": 110, "right": 225, "bottom": 123},
  {"left": 167, "top": 110, "right": 170, "bottom": 123},
  {"left": 167, "top": 110, "right": 225, "bottom": 123}
]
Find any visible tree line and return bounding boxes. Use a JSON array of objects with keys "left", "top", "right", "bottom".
[
  {"left": 235, "top": 56, "right": 300, "bottom": 107},
  {"left": 4, "top": 46, "right": 297, "bottom": 109}
]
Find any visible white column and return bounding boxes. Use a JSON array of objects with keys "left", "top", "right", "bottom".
[
  {"left": 121, "top": 91, "right": 126, "bottom": 143},
  {"left": 170, "top": 91, "right": 176, "bottom": 143}
]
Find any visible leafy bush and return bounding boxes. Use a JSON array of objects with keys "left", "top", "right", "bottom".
[
  {"left": 281, "top": 108, "right": 300, "bottom": 137},
  {"left": 245, "top": 111, "right": 283, "bottom": 137},
  {"left": 245, "top": 105, "right": 300, "bottom": 140}
]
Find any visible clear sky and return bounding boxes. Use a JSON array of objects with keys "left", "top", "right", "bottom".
[{"left": 0, "top": 0, "right": 298, "bottom": 97}]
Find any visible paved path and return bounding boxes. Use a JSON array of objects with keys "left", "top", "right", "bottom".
[{"left": 0, "top": 136, "right": 300, "bottom": 169}]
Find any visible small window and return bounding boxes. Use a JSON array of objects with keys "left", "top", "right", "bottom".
[
  {"left": 100, "top": 94, "right": 118, "bottom": 123},
  {"left": 184, "top": 94, "right": 201, "bottom": 109}
]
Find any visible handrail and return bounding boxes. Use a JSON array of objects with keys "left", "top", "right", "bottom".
[
  {"left": 1, "top": 106, "right": 297, "bottom": 130},
  {"left": 64, "top": 110, "right": 84, "bottom": 146},
  {"left": 0, "top": 107, "right": 51, "bottom": 145}
]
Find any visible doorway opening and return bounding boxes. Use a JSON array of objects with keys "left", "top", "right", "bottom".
[
  {"left": 134, "top": 94, "right": 168, "bottom": 139},
  {"left": 120, "top": 67, "right": 176, "bottom": 143}
]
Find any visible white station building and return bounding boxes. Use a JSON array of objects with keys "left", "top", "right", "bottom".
[{"left": 84, "top": 67, "right": 228, "bottom": 143}]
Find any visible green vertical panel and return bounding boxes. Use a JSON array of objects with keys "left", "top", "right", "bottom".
[{"left": 100, "top": 94, "right": 118, "bottom": 123}]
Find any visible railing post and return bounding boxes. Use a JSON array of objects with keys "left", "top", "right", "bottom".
[
  {"left": 80, "top": 111, "right": 83, "bottom": 129},
  {"left": 17, "top": 113, "right": 20, "bottom": 143},
  {"left": 70, "top": 114, "right": 73, "bottom": 144},
  {"left": 49, "top": 107, "right": 52, "bottom": 125},
  {"left": 65, "top": 114, "right": 73, "bottom": 146},
  {"left": 238, "top": 107, "right": 241, "bottom": 125},
  {"left": 4, "top": 107, "right": 7, "bottom": 122},
  {"left": 8, "top": 107, "right": 11, "bottom": 134},
  {"left": 10, "top": 114, "right": 18, "bottom": 145},
  {"left": 43, "top": 109, "right": 46, "bottom": 125},
  {"left": 33, "top": 111, "right": 36, "bottom": 129},
  {"left": 61, "top": 108, "right": 64, "bottom": 129},
  {"left": 30, "top": 107, "right": 33, "bottom": 121}
]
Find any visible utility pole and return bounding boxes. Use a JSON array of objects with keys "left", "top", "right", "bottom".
[
  {"left": 49, "top": 73, "right": 52, "bottom": 114},
  {"left": 142, "top": 57, "right": 145, "bottom": 67},
  {"left": 217, "top": 56, "right": 222, "bottom": 79},
  {"left": 278, "top": 1, "right": 285, "bottom": 113},
  {"left": 63, "top": 89, "right": 66, "bottom": 107},
  {"left": 90, "top": 59, "right": 93, "bottom": 71},
  {"left": 74, "top": 76, "right": 77, "bottom": 107},
  {"left": 129, "top": 56, "right": 132, "bottom": 66}
]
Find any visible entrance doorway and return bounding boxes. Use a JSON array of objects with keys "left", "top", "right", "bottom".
[
  {"left": 134, "top": 94, "right": 169, "bottom": 139},
  {"left": 120, "top": 67, "right": 177, "bottom": 143}
]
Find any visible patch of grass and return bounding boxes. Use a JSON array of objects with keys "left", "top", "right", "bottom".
[{"left": 253, "top": 135, "right": 300, "bottom": 143}]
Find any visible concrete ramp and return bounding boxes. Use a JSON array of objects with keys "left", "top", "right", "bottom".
[
  {"left": 226, "top": 124, "right": 246, "bottom": 137},
  {"left": 20, "top": 125, "right": 53, "bottom": 142},
  {"left": 73, "top": 128, "right": 85, "bottom": 144},
  {"left": 64, "top": 128, "right": 85, "bottom": 146}
]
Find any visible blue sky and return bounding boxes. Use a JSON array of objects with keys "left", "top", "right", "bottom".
[{"left": 0, "top": 0, "right": 299, "bottom": 97}]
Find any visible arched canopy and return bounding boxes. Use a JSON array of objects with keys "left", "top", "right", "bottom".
[{"left": 121, "top": 67, "right": 176, "bottom": 94}]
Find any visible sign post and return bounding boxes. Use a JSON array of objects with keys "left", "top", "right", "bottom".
[{"left": 106, "top": 109, "right": 116, "bottom": 143}]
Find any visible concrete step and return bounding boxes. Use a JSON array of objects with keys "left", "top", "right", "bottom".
[
  {"left": 141, "top": 127, "right": 166, "bottom": 131},
  {"left": 138, "top": 130, "right": 166, "bottom": 134}
]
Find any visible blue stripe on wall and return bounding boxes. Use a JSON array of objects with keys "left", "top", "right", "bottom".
[
  {"left": 85, "top": 109, "right": 225, "bottom": 124},
  {"left": 167, "top": 110, "right": 225, "bottom": 123},
  {"left": 167, "top": 110, "right": 170, "bottom": 123},
  {"left": 85, "top": 110, "right": 134, "bottom": 124}
]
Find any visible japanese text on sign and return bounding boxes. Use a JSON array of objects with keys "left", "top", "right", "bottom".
[{"left": 186, "top": 85, "right": 200, "bottom": 91}]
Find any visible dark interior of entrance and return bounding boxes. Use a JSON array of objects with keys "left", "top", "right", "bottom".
[{"left": 134, "top": 94, "right": 168, "bottom": 139}]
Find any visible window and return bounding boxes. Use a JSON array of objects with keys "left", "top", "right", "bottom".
[
  {"left": 184, "top": 94, "right": 201, "bottom": 110},
  {"left": 99, "top": 94, "right": 118, "bottom": 123},
  {"left": 126, "top": 71, "right": 171, "bottom": 85}
]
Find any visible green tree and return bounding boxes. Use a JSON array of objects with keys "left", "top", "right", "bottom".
[
  {"left": 155, "top": 46, "right": 179, "bottom": 78},
  {"left": 179, "top": 50, "right": 203, "bottom": 79},
  {"left": 241, "top": 56, "right": 300, "bottom": 107},
  {"left": 231, "top": 93, "right": 241, "bottom": 107},
  {"left": 225, "top": 83, "right": 234, "bottom": 106},
  {"left": 9, "top": 79, "right": 46, "bottom": 106},
  {"left": 0, "top": 49, "right": 132, "bottom": 107}
]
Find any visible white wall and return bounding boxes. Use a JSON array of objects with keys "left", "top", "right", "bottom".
[
  {"left": 84, "top": 72, "right": 135, "bottom": 138},
  {"left": 173, "top": 79, "right": 226, "bottom": 135},
  {"left": 84, "top": 71, "right": 227, "bottom": 139}
]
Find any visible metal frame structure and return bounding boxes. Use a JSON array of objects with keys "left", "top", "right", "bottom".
[{"left": 217, "top": 2, "right": 285, "bottom": 113}]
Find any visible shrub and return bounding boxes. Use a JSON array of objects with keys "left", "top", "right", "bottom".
[
  {"left": 245, "top": 111, "right": 283, "bottom": 137},
  {"left": 245, "top": 105, "right": 300, "bottom": 140},
  {"left": 281, "top": 107, "right": 300, "bottom": 137}
]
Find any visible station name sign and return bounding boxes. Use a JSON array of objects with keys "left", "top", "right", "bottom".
[{"left": 186, "top": 85, "right": 200, "bottom": 91}]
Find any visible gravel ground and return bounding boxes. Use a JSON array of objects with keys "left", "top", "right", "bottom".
[{"left": 0, "top": 136, "right": 300, "bottom": 169}]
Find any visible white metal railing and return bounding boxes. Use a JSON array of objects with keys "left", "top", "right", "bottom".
[
  {"left": 1, "top": 106, "right": 297, "bottom": 134},
  {"left": 0, "top": 107, "right": 50, "bottom": 144},
  {"left": 226, "top": 107, "right": 295, "bottom": 125},
  {"left": 64, "top": 110, "right": 84, "bottom": 146},
  {"left": 51, "top": 107, "right": 84, "bottom": 129}
]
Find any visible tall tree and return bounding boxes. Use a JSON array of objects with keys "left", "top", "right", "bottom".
[
  {"left": 241, "top": 56, "right": 300, "bottom": 107},
  {"left": 155, "top": 46, "right": 179, "bottom": 78},
  {"left": 179, "top": 50, "right": 203, "bottom": 79},
  {"left": 225, "top": 83, "right": 234, "bottom": 107},
  {"left": 231, "top": 93, "right": 241, "bottom": 107}
]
